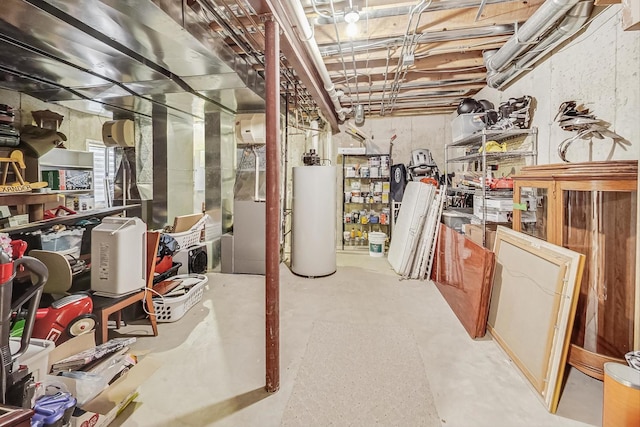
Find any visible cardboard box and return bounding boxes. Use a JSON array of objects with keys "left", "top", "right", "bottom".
[
  {"left": 8, "top": 214, "right": 29, "bottom": 227},
  {"left": 473, "top": 205, "right": 512, "bottom": 223},
  {"left": 46, "top": 332, "right": 159, "bottom": 427},
  {"left": 473, "top": 195, "right": 513, "bottom": 211},
  {"left": 463, "top": 223, "right": 498, "bottom": 249}
]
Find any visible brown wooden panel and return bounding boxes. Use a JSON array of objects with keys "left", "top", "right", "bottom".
[{"left": 431, "top": 223, "right": 495, "bottom": 338}]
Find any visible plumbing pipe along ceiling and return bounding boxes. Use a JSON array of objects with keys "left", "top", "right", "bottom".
[{"left": 0, "top": 0, "right": 599, "bottom": 131}]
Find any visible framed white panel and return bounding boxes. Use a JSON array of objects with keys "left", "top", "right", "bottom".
[{"left": 488, "top": 226, "right": 585, "bottom": 413}]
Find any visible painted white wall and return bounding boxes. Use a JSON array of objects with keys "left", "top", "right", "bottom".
[
  {"left": 332, "top": 6, "right": 639, "bottom": 168},
  {"left": 475, "top": 5, "right": 640, "bottom": 164}
]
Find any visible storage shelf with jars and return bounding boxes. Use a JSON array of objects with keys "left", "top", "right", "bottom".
[{"left": 341, "top": 154, "right": 392, "bottom": 251}]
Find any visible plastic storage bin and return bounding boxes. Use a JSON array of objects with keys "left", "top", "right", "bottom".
[
  {"left": 10, "top": 337, "right": 56, "bottom": 382},
  {"left": 451, "top": 113, "right": 486, "bottom": 142},
  {"left": 40, "top": 228, "right": 84, "bottom": 258}
]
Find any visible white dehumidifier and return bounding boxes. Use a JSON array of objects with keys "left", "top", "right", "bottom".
[{"left": 91, "top": 216, "right": 147, "bottom": 297}]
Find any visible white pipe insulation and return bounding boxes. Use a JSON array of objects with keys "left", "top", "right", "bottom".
[
  {"left": 290, "top": 1, "right": 347, "bottom": 121},
  {"left": 486, "top": 0, "right": 580, "bottom": 72}
]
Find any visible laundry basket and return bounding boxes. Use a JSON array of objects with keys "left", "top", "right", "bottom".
[
  {"left": 165, "top": 228, "right": 202, "bottom": 250},
  {"left": 152, "top": 274, "right": 208, "bottom": 322}
]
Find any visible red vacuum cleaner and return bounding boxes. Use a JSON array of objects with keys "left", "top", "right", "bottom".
[{"left": 1, "top": 248, "right": 48, "bottom": 406}]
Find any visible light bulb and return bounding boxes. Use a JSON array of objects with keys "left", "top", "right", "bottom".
[
  {"left": 346, "top": 22, "right": 358, "bottom": 38},
  {"left": 344, "top": 8, "right": 360, "bottom": 24}
]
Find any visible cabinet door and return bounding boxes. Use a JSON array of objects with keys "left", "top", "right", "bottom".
[
  {"left": 512, "top": 180, "right": 555, "bottom": 242},
  {"left": 561, "top": 187, "right": 637, "bottom": 359}
]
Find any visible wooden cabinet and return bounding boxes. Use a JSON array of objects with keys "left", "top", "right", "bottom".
[{"left": 512, "top": 161, "right": 638, "bottom": 380}]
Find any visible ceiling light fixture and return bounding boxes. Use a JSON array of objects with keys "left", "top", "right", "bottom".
[{"left": 344, "top": 7, "right": 360, "bottom": 24}]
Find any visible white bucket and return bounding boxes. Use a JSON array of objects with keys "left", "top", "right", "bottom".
[{"left": 368, "top": 232, "right": 387, "bottom": 257}]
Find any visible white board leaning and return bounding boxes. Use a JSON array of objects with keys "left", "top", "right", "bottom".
[{"left": 487, "top": 226, "right": 585, "bottom": 413}]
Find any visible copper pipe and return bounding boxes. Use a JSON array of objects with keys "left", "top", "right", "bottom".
[{"left": 264, "top": 17, "right": 280, "bottom": 394}]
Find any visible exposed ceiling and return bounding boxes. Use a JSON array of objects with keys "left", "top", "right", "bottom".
[
  {"left": 218, "top": 0, "right": 549, "bottom": 126},
  {"left": 199, "top": 0, "right": 596, "bottom": 130},
  {"left": 0, "top": 1, "right": 596, "bottom": 131},
  {"left": 299, "top": 0, "right": 538, "bottom": 117}
]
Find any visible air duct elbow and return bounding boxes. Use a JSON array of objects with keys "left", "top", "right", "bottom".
[{"left": 485, "top": 0, "right": 581, "bottom": 72}]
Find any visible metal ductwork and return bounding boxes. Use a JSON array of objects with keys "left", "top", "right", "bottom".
[
  {"left": 289, "top": 1, "right": 346, "bottom": 121},
  {"left": 485, "top": 0, "right": 594, "bottom": 88},
  {"left": 0, "top": 0, "right": 266, "bottom": 118}
]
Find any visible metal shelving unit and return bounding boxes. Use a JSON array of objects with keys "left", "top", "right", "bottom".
[
  {"left": 445, "top": 127, "right": 538, "bottom": 246},
  {"left": 341, "top": 154, "right": 392, "bottom": 251}
]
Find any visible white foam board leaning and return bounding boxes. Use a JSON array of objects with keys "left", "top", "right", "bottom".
[{"left": 387, "top": 182, "right": 434, "bottom": 274}]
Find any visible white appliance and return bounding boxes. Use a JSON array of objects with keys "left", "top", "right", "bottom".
[
  {"left": 290, "top": 166, "right": 336, "bottom": 277},
  {"left": 91, "top": 216, "right": 146, "bottom": 296},
  {"left": 174, "top": 243, "right": 208, "bottom": 275}
]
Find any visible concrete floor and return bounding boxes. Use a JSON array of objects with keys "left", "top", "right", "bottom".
[{"left": 113, "top": 252, "right": 603, "bottom": 427}]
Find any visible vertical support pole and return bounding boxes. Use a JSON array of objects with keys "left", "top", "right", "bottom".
[{"left": 265, "top": 17, "right": 280, "bottom": 393}]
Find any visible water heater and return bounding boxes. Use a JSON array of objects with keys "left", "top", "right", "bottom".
[
  {"left": 91, "top": 217, "right": 146, "bottom": 296},
  {"left": 291, "top": 166, "right": 336, "bottom": 277}
]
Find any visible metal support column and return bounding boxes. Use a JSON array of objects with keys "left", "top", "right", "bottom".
[{"left": 265, "top": 17, "right": 280, "bottom": 393}]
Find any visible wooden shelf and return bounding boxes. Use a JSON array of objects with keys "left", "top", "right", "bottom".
[
  {"left": 0, "top": 192, "right": 63, "bottom": 221},
  {"left": 2, "top": 204, "right": 141, "bottom": 234}
]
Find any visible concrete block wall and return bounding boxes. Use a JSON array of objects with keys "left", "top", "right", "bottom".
[
  {"left": 332, "top": 6, "right": 639, "bottom": 169},
  {"left": 334, "top": 115, "right": 451, "bottom": 171},
  {"left": 475, "top": 5, "right": 640, "bottom": 164},
  {"left": 330, "top": 5, "right": 639, "bottom": 247},
  {"left": 0, "top": 88, "right": 107, "bottom": 151}
]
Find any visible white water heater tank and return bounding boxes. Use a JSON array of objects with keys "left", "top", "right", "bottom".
[
  {"left": 291, "top": 166, "right": 337, "bottom": 277},
  {"left": 91, "top": 216, "right": 146, "bottom": 296}
]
